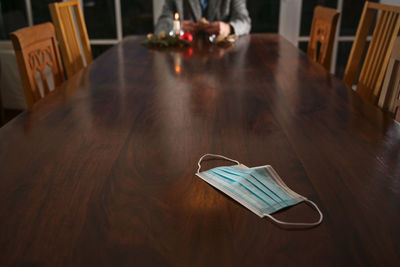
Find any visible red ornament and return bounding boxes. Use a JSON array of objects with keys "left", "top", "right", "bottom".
[
  {"left": 182, "top": 48, "right": 193, "bottom": 58},
  {"left": 180, "top": 32, "right": 193, "bottom": 43}
]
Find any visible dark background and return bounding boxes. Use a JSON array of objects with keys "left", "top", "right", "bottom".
[{"left": 0, "top": 0, "right": 381, "bottom": 77}]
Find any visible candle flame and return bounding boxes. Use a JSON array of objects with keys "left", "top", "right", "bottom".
[{"left": 174, "top": 12, "right": 179, "bottom": 21}]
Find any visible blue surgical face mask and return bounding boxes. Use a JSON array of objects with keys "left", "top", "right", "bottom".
[{"left": 196, "top": 154, "right": 323, "bottom": 227}]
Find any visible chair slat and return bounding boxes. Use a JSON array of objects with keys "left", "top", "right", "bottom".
[
  {"left": 343, "top": 2, "right": 400, "bottom": 105},
  {"left": 72, "top": 5, "right": 92, "bottom": 65},
  {"left": 377, "top": 37, "right": 400, "bottom": 122},
  {"left": 64, "top": 6, "right": 83, "bottom": 67},
  {"left": 358, "top": 10, "right": 386, "bottom": 89},
  {"left": 364, "top": 11, "right": 392, "bottom": 92},
  {"left": 10, "top": 23, "right": 65, "bottom": 108},
  {"left": 368, "top": 1, "right": 400, "bottom": 12},
  {"left": 307, "top": 6, "right": 340, "bottom": 71},
  {"left": 369, "top": 12, "right": 397, "bottom": 95},
  {"left": 49, "top": 0, "right": 92, "bottom": 78},
  {"left": 343, "top": 6, "right": 376, "bottom": 87}
]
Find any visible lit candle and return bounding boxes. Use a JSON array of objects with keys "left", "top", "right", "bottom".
[{"left": 173, "top": 12, "right": 181, "bottom": 36}]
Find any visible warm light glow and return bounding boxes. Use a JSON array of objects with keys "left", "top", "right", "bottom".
[
  {"left": 174, "top": 65, "right": 181, "bottom": 74},
  {"left": 174, "top": 12, "right": 179, "bottom": 21}
]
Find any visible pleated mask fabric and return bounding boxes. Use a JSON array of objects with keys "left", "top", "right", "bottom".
[{"left": 196, "top": 154, "right": 323, "bottom": 227}]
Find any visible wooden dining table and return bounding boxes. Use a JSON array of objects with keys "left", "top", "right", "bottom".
[{"left": 0, "top": 34, "right": 399, "bottom": 266}]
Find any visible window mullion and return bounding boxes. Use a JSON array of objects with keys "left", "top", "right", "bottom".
[
  {"left": 330, "top": 0, "right": 344, "bottom": 74},
  {"left": 115, "top": 0, "right": 122, "bottom": 41},
  {"left": 24, "top": 0, "right": 33, "bottom": 26}
]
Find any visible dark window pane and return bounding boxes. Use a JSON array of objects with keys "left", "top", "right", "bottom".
[
  {"left": 298, "top": 41, "right": 308, "bottom": 53},
  {"left": 335, "top": 41, "right": 370, "bottom": 80},
  {"left": 247, "top": 0, "right": 280, "bottom": 33},
  {"left": 300, "top": 0, "right": 337, "bottom": 36},
  {"left": 340, "top": 0, "right": 379, "bottom": 36},
  {"left": 122, "top": 0, "right": 153, "bottom": 35},
  {"left": 335, "top": 42, "right": 353, "bottom": 78},
  {"left": 32, "top": 0, "right": 62, "bottom": 25},
  {"left": 83, "top": 0, "right": 116, "bottom": 39},
  {"left": 91, "top": 44, "right": 112, "bottom": 58},
  {"left": 0, "top": 0, "right": 27, "bottom": 39}
]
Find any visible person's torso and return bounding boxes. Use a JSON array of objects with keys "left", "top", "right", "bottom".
[{"left": 178, "top": 0, "right": 232, "bottom": 22}]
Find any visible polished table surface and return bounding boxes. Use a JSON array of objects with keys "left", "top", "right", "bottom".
[{"left": 0, "top": 34, "right": 399, "bottom": 266}]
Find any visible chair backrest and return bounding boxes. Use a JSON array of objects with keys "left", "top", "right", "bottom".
[
  {"left": 343, "top": 2, "right": 400, "bottom": 104},
  {"left": 378, "top": 37, "right": 400, "bottom": 122},
  {"left": 10, "top": 23, "right": 65, "bottom": 108},
  {"left": 307, "top": 6, "right": 340, "bottom": 71},
  {"left": 49, "top": 0, "right": 92, "bottom": 78}
]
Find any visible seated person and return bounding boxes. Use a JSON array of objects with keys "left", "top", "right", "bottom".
[{"left": 155, "top": 0, "right": 251, "bottom": 36}]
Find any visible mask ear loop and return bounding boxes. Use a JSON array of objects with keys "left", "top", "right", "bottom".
[
  {"left": 197, "top": 154, "right": 240, "bottom": 173},
  {"left": 264, "top": 199, "right": 323, "bottom": 227},
  {"left": 197, "top": 154, "right": 323, "bottom": 227}
]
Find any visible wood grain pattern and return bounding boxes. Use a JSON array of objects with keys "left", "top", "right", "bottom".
[
  {"left": 0, "top": 88, "right": 4, "bottom": 126},
  {"left": 0, "top": 34, "right": 399, "bottom": 266},
  {"left": 49, "top": 0, "right": 92, "bottom": 78},
  {"left": 10, "top": 22, "right": 65, "bottom": 109},
  {"left": 307, "top": 6, "right": 339, "bottom": 71},
  {"left": 343, "top": 1, "right": 400, "bottom": 104}
]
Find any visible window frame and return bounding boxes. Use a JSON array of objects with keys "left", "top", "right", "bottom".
[
  {"left": 3, "top": 0, "right": 397, "bottom": 74},
  {"left": 287, "top": 0, "right": 395, "bottom": 74},
  {"left": 0, "top": 0, "right": 123, "bottom": 46}
]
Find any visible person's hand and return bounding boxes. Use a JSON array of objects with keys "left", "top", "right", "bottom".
[
  {"left": 203, "top": 21, "right": 232, "bottom": 36},
  {"left": 181, "top": 20, "right": 199, "bottom": 33}
]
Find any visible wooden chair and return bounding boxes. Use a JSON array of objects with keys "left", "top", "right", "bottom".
[
  {"left": 49, "top": 0, "right": 92, "bottom": 78},
  {"left": 343, "top": 2, "right": 400, "bottom": 104},
  {"left": 307, "top": 6, "right": 340, "bottom": 71},
  {"left": 378, "top": 37, "right": 400, "bottom": 122},
  {"left": 10, "top": 23, "right": 65, "bottom": 109}
]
